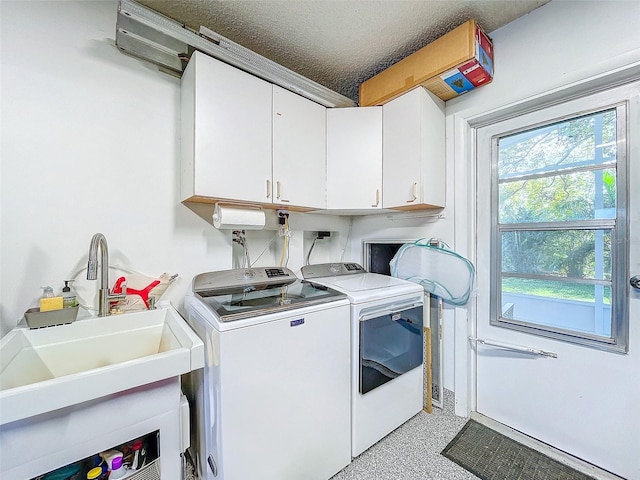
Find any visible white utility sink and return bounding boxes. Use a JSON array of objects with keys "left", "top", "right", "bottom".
[{"left": 0, "top": 304, "right": 203, "bottom": 425}]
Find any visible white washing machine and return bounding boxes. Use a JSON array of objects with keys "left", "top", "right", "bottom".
[
  {"left": 182, "top": 267, "right": 351, "bottom": 480},
  {"left": 301, "top": 262, "right": 424, "bottom": 457}
]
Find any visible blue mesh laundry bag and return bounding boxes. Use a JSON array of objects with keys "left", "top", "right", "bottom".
[{"left": 390, "top": 239, "right": 475, "bottom": 306}]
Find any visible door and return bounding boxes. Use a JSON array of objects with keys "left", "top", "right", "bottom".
[
  {"left": 183, "top": 51, "right": 272, "bottom": 204},
  {"left": 272, "top": 85, "right": 326, "bottom": 209},
  {"left": 475, "top": 81, "right": 639, "bottom": 479},
  {"left": 359, "top": 304, "right": 423, "bottom": 394},
  {"left": 326, "top": 106, "right": 382, "bottom": 210},
  {"left": 382, "top": 87, "right": 445, "bottom": 209}
]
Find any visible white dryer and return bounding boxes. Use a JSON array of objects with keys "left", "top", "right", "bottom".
[
  {"left": 301, "top": 262, "right": 424, "bottom": 457},
  {"left": 183, "top": 267, "right": 351, "bottom": 480}
]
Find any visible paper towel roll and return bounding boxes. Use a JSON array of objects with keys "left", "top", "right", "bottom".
[{"left": 213, "top": 204, "right": 266, "bottom": 230}]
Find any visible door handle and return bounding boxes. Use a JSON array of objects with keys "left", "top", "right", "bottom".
[
  {"left": 631, "top": 275, "right": 640, "bottom": 290},
  {"left": 406, "top": 182, "right": 418, "bottom": 203},
  {"left": 276, "top": 181, "right": 290, "bottom": 203},
  {"left": 469, "top": 337, "right": 558, "bottom": 358},
  {"left": 266, "top": 179, "right": 271, "bottom": 199},
  {"left": 371, "top": 189, "right": 380, "bottom": 207}
]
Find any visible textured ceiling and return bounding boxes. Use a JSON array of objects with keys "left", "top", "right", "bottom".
[{"left": 137, "top": 0, "right": 550, "bottom": 102}]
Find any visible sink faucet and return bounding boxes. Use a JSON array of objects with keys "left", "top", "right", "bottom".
[{"left": 87, "top": 233, "right": 126, "bottom": 316}]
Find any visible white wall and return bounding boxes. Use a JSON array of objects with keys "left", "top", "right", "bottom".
[{"left": 0, "top": 0, "right": 348, "bottom": 336}]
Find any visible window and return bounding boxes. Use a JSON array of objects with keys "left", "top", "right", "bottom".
[{"left": 491, "top": 105, "right": 628, "bottom": 351}]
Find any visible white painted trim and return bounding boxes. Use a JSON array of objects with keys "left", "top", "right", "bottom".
[
  {"left": 452, "top": 111, "right": 476, "bottom": 417},
  {"left": 469, "top": 412, "right": 626, "bottom": 480}
]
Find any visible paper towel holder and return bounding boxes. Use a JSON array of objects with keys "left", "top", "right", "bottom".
[
  {"left": 213, "top": 202, "right": 265, "bottom": 214},
  {"left": 212, "top": 202, "right": 266, "bottom": 230},
  {"left": 214, "top": 201, "right": 264, "bottom": 210}
]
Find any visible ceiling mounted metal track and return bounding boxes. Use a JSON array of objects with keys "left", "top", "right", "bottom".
[{"left": 115, "top": 0, "right": 356, "bottom": 108}]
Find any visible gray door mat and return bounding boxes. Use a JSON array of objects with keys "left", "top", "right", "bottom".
[{"left": 441, "top": 419, "right": 597, "bottom": 480}]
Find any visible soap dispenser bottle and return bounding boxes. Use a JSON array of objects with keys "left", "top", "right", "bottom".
[{"left": 62, "top": 280, "right": 77, "bottom": 308}]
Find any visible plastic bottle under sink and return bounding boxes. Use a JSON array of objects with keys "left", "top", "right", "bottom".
[
  {"left": 108, "top": 455, "right": 126, "bottom": 479},
  {"left": 100, "top": 450, "right": 126, "bottom": 479}
]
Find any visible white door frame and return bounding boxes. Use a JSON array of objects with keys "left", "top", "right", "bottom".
[{"left": 452, "top": 62, "right": 640, "bottom": 419}]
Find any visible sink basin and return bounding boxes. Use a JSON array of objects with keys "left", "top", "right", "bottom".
[{"left": 0, "top": 304, "right": 203, "bottom": 425}]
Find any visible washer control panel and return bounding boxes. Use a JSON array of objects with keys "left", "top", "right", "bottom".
[
  {"left": 301, "top": 262, "right": 366, "bottom": 279},
  {"left": 193, "top": 267, "right": 296, "bottom": 292}
]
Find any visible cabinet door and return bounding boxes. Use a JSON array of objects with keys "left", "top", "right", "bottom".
[
  {"left": 326, "top": 107, "right": 382, "bottom": 210},
  {"left": 272, "top": 85, "right": 326, "bottom": 209},
  {"left": 182, "top": 51, "right": 273, "bottom": 204},
  {"left": 382, "top": 87, "right": 445, "bottom": 209}
]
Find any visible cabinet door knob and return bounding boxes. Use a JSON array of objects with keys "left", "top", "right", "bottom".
[
  {"left": 371, "top": 189, "right": 380, "bottom": 207},
  {"left": 407, "top": 182, "right": 418, "bottom": 203},
  {"left": 266, "top": 179, "right": 272, "bottom": 199}
]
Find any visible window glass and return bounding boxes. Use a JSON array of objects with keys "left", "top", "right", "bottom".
[
  {"left": 501, "top": 277, "right": 612, "bottom": 337},
  {"left": 499, "top": 168, "right": 616, "bottom": 223},
  {"left": 495, "top": 107, "right": 620, "bottom": 344},
  {"left": 498, "top": 110, "right": 616, "bottom": 178},
  {"left": 501, "top": 230, "right": 612, "bottom": 279}
]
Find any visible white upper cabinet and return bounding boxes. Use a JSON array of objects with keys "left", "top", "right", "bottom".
[
  {"left": 272, "top": 85, "right": 327, "bottom": 209},
  {"left": 326, "top": 107, "right": 382, "bottom": 211},
  {"left": 382, "top": 87, "right": 445, "bottom": 210},
  {"left": 181, "top": 53, "right": 445, "bottom": 216},
  {"left": 181, "top": 51, "right": 273, "bottom": 204}
]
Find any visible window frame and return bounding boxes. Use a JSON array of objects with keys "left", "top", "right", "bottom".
[{"left": 489, "top": 102, "right": 629, "bottom": 353}]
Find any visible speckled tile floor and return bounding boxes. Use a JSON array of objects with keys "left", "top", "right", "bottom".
[
  {"left": 330, "top": 390, "right": 478, "bottom": 480},
  {"left": 185, "top": 389, "right": 478, "bottom": 480}
]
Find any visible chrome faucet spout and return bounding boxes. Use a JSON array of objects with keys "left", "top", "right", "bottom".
[
  {"left": 87, "top": 233, "right": 125, "bottom": 316},
  {"left": 88, "top": 233, "right": 108, "bottom": 284}
]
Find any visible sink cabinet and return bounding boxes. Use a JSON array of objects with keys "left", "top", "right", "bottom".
[
  {"left": 1, "top": 378, "right": 184, "bottom": 479},
  {"left": 326, "top": 106, "right": 382, "bottom": 212},
  {"left": 35, "top": 430, "right": 161, "bottom": 480},
  {"left": 382, "top": 87, "right": 445, "bottom": 210}
]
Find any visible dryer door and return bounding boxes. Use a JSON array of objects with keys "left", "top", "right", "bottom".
[{"left": 359, "top": 304, "right": 423, "bottom": 394}]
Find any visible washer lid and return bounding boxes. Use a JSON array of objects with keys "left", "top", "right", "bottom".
[{"left": 191, "top": 267, "right": 345, "bottom": 322}]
